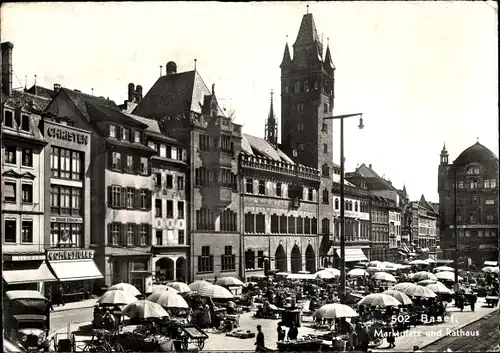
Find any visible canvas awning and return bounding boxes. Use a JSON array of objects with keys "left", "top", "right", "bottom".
[
  {"left": 336, "top": 248, "right": 367, "bottom": 262},
  {"left": 484, "top": 261, "right": 498, "bottom": 267},
  {"left": 48, "top": 259, "right": 103, "bottom": 281},
  {"left": 286, "top": 273, "right": 318, "bottom": 280},
  {"left": 3, "top": 262, "right": 57, "bottom": 284}
]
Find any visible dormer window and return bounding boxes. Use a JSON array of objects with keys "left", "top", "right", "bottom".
[
  {"left": 466, "top": 166, "right": 480, "bottom": 175},
  {"left": 134, "top": 131, "right": 141, "bottom": 143},
  {"left": 21, "top": 115, "right": 30, "bottom": 131},
  {"left": 4, "top": 110, "right": 13, "bottom": 128},
  {"left": 109, "top": 125, "right": 116, "bottom": 138},
  {"left": 122, "top": 128, "right": 130, "bottom": 141}
]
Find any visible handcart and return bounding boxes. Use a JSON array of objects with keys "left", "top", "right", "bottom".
[{"left": 177, "top": 325, "right": 208, "bottom": 350}]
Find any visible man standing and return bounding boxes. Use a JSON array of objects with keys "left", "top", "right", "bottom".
[
  {"left": 287, "top": 322, "right": 298, "bottom": 341},
  {"left": 255, "top": 325, "right": 265, "bottom": 352},
  {"left": 58, "top": 283, "right": 65, "bottom": 306}
]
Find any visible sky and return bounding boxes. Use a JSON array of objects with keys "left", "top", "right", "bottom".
[{"left": 1, "top": 1, "right": 498, "bottom": 202}]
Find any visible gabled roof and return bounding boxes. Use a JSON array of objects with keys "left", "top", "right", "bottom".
[
  {"left": 5, "top": 90, "right": 51, "bottom": 113},
  {"left": 25, "top": 85, "right": 55, "bottom": 99},
  {"left": 355, "top": 163, "right": 397, "bottom": 191},
  {"left": 133, "top": 70, "right": 225, "bottom": 119},
  {"left": 418, "top": 195, "right": 438, "bottom": 214},
  {"left": 242, "top": 134, "right": 294, "bottom": 164},
  {"left": 126, "top": 113, "right": 183, "bottom": 146}
]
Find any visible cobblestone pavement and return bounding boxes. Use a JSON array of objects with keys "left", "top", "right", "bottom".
[{"left": 49, "top": 298, "right": 498, "bottom": 351}]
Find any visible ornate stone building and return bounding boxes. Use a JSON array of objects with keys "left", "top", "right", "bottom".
[
  {"left": 438, "top": 142, "right": 499, "bottom": 268},
  {"left": 240, "top": 92, "right": 321, "bottom": 279},
  {"left": 133, "top": 62, "right": 243, "bottom": 281}
]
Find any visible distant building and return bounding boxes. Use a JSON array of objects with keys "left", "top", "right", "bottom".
[
  {"left": 133, "top": 61, "right": 243, "bottom": 281},
  {"left": 409, "top": 195, "right": 439, "bottom": 260},
  {"left": 438, "top": 142, "right": 499, "bottom": 268}
]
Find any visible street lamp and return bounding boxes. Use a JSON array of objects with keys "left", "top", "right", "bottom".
[
  {"left": 323, "top": 113, "right": 364, "bottom": 304},
  {"left": 453, "top": 165, "right": 459, "bottom": 288}
]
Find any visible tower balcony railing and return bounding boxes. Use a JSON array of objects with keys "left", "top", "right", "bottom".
[{"left": 240, "top": 154, "right": 320, "bottom": 181}]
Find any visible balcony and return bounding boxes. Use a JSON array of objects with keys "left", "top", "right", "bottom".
[{"left": 240, "top": 154, "right": 320, "bottom": 181}]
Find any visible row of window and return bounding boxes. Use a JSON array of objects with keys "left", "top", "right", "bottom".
[
  {"left": 110, "top": 152, "right": 149, "bottom": 175},
  {"left": 4, "top": 181, "right": 33, "bottom": 204},
  {"left": 245, "top": 249, "right": 266, "bottom": 270},
  {"left": 270, "top": 215, "right": 317, "bottom": 235},
  {"left": 334, "top": 199, "right": 369, "bottom": 212},
  {"left": 199, "top": 134, "right": 233, "bottom": 154},
  {"left": 245, "top": 178, "right": 317, "bottom": 201},
  {"left": 456, "top": 212, "right": 498, "bottom": 223},
  {"left": 456, "top": 179, "right": 497, "bottom": 189},
  {"left": 195, "top": 168, "right": 238, "bottom": 190},
  {"left": 4, "top": 145, "right": 34, "bottom": 167},
  {"left": 51, "top": 223, "right": 82, "bottom": 248},
  {"left": 155, "top": 229, "right": 185, "bottom": 246},
  {"left": 283, "top": 78, "right": 333, "bottom": 96},
  {"left": 195, "top": 208, "right": 238, "bottom": 232},
  {"left": 332, "top": 219, "right": 371, "bottom": 240},
  {"left": 109, "top": 125, "right": 142, "bottom": 143},
  {"left": 50, "top": 185, "right": 82, "bottom": 216},
  {"left": 458, "top": 229, "right": 498, "bottom": 237},
  {"left": 3, "top": 219, "right": 33, "bottom": 243},
  {"left": 107, "top": 222, "right": 152, "bottom": 246},
  {"left": 148, "top": 142, "right": 184, "bottom": 161},
  {"left": 108, "top": 186, "right": 151, "bottom": 210},
  {"left": 371, "top": 211, "right": 389, "bottom": 224},
  {"left": 154, "top": 173, "right": 184, "bottom": 190},
  {"left": 51, "top": 147, "right": 83, "bottom": 180},
  {"left": 3, "top": 111, "right": 31, "bottom": 131},
  {"left": 198, "top": 245, "right": 236, "bottom": 273},
  {"left": 155, "top": 199, "right": 184, "bottom": 219}
]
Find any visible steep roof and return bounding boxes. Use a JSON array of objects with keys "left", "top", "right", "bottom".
[
  {"left": 242, "top": 134, "right": 295, "bottom": 164},
  {"left": 25, "top": 85, "right": 55, "bottom": 99},
  {"left": 5, "top": 89, "right": 51, "bottom": 113},
  {"left": 355, "top": 163, "right": 397, "bottom": 191},
  {"left": 294, "top": 13, "right": 320, "bottom": 47},
  {"left": 126, "top": 113, "right": 182, "bottom": 146},
  {"left": 453, "top": 141, "right": 497, "bottom": 166},
  {"left": 133, "top": 70, "right": 225, "bottom": 119}
]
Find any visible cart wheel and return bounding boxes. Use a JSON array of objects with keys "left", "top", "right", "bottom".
[
  {"left": 114, "top": 343, "right": 125, "bottom": 352},
  {"left": 197, "top": 339, "right": 205, "bottom": 350},
  {"left": 181, "top": 337, "right": 188, "bottom": 351}
]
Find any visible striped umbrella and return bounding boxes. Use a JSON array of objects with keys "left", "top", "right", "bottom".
[
  {"left": 412, "top": 271, "right": 437, "bottom": 282},
  {"left": 122, "top": 300, "right": 169, "bottom": 319},
  {"left": 147, "top": 291, "right": 189, "bottom": 308},
  {"left": 166, "top": 282, "right": 191, "bottom": 293},
  {"left": 188, "top": 280, "right": 214, "bottom": 293},
  {"left": 152, "top": 284, "right": 179, "bottom": 294},
  {"left": 98, "top": 290, "right": 137, "bottom": 306},
  {"left": 383, "top": 290, "right": 413, "bottom": 306},
  {"left": 196, "top": 284, "right": 234, "bottom": 299},
  {"left": 358, "top": 293, "right": 401, "bottom": 307},
  {"left": 216, "top": 277, "right": 245, "bottom": 287},
  {"left": 426, "top": 282, "right": 452, "bottom": 294},
  {"left": 108, "top": 282, "right": 141, "bottom": 297}
]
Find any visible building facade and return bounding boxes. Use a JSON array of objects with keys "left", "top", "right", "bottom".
[
  {"left": 45, "top": 87, "right": 156, "bottom": 293},
  {"left": 2, "top": 45, "right": 53, "bottom": 292},
  {"left": 438, "top": 142, "right": 499, "bottom": 268},
  {"left": 389, "top": 209, "right": 401, "bottom": 262},
  {"left": 278, "top": 12, "right": 337, "bottom": 262},
  {"left": 408, "top": 196, "right": 438, "bottom": 260},
  {"left": 133, "top": 62, "right": 243, "bottom": 281}
]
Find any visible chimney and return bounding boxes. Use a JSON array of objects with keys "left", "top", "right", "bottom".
[
  {"left": 53, "top": 83, "right": 61, "bottom": 92},
  {"left": 369, "top": 163, "right": 372, "bottom": 169},
  {"left": 1, "top": 41, "right": 14, "bottom": 96},
  {"left": 136, "top": 85, "right": 143, "bottom": 100},
  {"left": 128, "top": 83, "right": 135, "bottom": 102},
  {"left": 166, "top": 61, "right": 177, "bottom": 75}
]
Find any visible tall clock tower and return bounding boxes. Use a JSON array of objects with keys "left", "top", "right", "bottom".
[{"left": 280, "top": 11, "right": 336, "bottom": 259}]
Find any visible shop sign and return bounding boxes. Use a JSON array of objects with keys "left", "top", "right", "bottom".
[
  {"left": 47, "top": 249, "right": 95, "bottom": 261},
  {"left": 50, "top": 216, "right": 83, "bottom": 224},
  {"left": 4, "top": 254, "right": 45, "bottom": 261},
  {"left": 47, "top": 126, "right": 89, "bottom": 145}
]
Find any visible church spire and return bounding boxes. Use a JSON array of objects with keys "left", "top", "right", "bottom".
[
  {"left": 280, "top": 35, "right": 292, "bottom": 69},
  {"left": 265, "top": 90, "right": 278, "bottom": 147},
  {"left": 324, "top": 38, "right": 335, "bottom": 70}
]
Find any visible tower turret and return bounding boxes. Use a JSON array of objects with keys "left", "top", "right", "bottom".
[
  {"left": 280, "top": 38, "right": 292, "bottom": 70},
  {"left": 440, "top": 143, "right": 449, "bottom": 165},
  {"left": 265, "top": 90, "right": 278, "bottom": 148}
]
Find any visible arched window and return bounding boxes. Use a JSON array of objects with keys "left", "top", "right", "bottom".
[
  {"left": 355, "top": 202, "right": 358, "bottom": 212},
  {"left": 322, "top": 189, "right": 329, "bottom": 204},
  {"left": 295, "top": 81, "right": 300, "bottom": 93},
  {"left": 335, "top": 198, "right": 339, "bottom": 209}
]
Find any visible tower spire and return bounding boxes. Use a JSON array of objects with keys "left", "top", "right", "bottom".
[
  {"left": 280, "top": 35, "right": 292, "bottom": 69},
  {"left": 265, "top": 89, "right": 278, "bottom": 148}
]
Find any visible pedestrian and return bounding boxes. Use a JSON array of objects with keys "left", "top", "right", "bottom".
[
  {"left": 357, "top": 325, "right": 370, "bottom": 352},
  {"left": 387, "top": 322, "right": 396, "bottom": 348},
  {"left": 287, "top": 322, "right": 298, "bottom": 341},
  {"left": 470, "top": 293, "right": 477, "bottom": 312},
  {"left": 255, "top": 325, "right": 265, "bottom": 352},
  {"left": 58, "top": 283, "right": 65, "bottom": 306},
  {"left": 203, "top": 304, "right": 212, "bottom": 328},
  {"left": 277, "top": 322, "right": 286, "bottom": 342}
]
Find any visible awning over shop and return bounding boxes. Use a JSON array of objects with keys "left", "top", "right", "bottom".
[
  {"left": 2, "top": 262, "right": 57, "bottom": 284},
  {"left": 336, "top": 248, "right": 367, "bottom": 262},
  {"left": 484, "top": 261, "right": 498, "bottom": 266},
  {"left": 287, "top": 273, "right": 318, "bottom": 280},
  {"left": 48, "top": 259, "right": 103, "bottom": 281}
]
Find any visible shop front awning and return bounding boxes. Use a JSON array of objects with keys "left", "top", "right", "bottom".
[
  {"left": 484, "top": 261, "right": 498, "bottom": 266},
  {"left": 48, "top": 259, "right": 103, "bottom": 281},
  {"left": 336, "top": 248, "right": 367, "bottom": 262},
  {"left": 2, "top": 262, "right": 57, "bottom": 284}
]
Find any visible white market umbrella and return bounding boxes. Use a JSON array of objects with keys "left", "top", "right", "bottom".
[
  {"left": 425, "top": 258, "right": 436, "bottom": 264},
  {"left": 383, "top": 290, "right": 413, "bottom": 306},
  {"left": 394, "top": 283, "right": 437, "bottom": 298},
  {"left": 426, "top": 282, "right": 452, "bottom": 294},
  {"left": 313, "top": 303, "right": 358, "bottom": 319},
  {"left": 369, "top": 260, "right": 383, "bottom": 267},
  {"left": 316, "top": 270, "right": 336, "bottom": 279},
  {"left": 409, "top": 260, "right": 428, "bottom": 266},
  {"left": 358, "top": 293, "right": 401, "bottom": 307},
  {"left": 348, "top": 268, "right": 368, "bottom": 277},
  {"left": 393, "top": 282, "right": 416, "bottom": 292},
  {"left": 167, "top": 282, "right": 192, "bottom": 293},
  {"left": 147, "top": 291, "right": 189, "bottom": 308},
  {"left": 196, "top": 284, "right": 234, "bottom": 299},
  {"left": 122, "top": 300, "right": 169, "bottom": 319},
  {"left": 436, "top": 271, "right": 462, "bottom": 282},
  {"left": 323, "top": 268, "right": 341, "bottom": 277},
  {"left": 418, "top": 280, "right": 437, "bottom": 286},
  {"left": 372, "top": 272, "right": 397, "bottom": 283},
  {"left": 435, "top": 266, "right": 454, "bottom": 273},
  {"left": 98, "top": 290, "right": 137, "bottom": 306},
  {"left": 189, "top": 280, "right": 214, "bottom": 293},
  {"left": 216, "top": 277, "right": 245, "bottom": 287},
  {"left": 275, "top": 272, "right": 290, "bottom": 277},
  {"left": 492, "top": 267, "right": 500, "bottom": 274},
  {"left": 108, "top": 282, "right": 141, "bottom": 297},
  {"left": 412, "top": 271, "right": 437, "bottom": 282},
  {"left": 152, "top": 284, "right": 179, "bottom": 294},
  {"left": 298, "top": 270, "right": 310, "bottom": 274}
]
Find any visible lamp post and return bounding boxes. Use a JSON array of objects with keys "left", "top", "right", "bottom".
[
  {"left": 323, "top": 113, "right": 364, "bottom": 304},
  {"left": 453, "top": 165, "right": 459, "bottom": 288}
]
